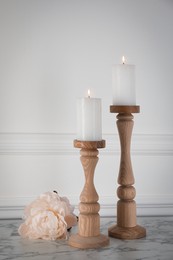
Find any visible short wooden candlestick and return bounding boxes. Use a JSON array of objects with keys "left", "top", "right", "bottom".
[
  {"left": 68, "top": 140, "right": 109, "bottom": 249},
  {"left": 108, "top": 106, "right": 146, "bottom": 240}
]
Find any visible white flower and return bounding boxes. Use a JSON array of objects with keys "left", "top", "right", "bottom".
[{"left": 18, "top": 191, "right": 77, "bottom": 240}]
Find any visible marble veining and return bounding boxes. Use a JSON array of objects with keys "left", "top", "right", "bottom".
[{"left": 0, "top": 217, "right": 173, "bottom": 260}]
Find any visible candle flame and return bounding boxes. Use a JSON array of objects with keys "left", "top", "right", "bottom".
[
  {"left": 87, "top": 89, "right": 91, "bottom": 98},
  {"left": 122, "top": 56, "right": 125, "bottom": 64}
]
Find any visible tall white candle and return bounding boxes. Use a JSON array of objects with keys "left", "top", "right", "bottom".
[
  {"left": 77, "top": 90, "right": 102, "bottom": 141},
  {"left": 112, "top": 56, "right": 136, "bottom": 105}
]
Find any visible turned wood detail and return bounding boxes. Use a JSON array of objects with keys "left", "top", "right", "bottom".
[
  {"left": 108, "top": 106, "right": 146, "bottom": 239},
  {"left": 116, "top": 113, "right": 136, "bottom": 228},
  {"left": 79, "top": 148, "right": 100, "bottom": 237},
  {"left": 68, "top": 140, "right": 109, "bottom": 248}
]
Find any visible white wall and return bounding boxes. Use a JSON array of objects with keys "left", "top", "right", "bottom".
[{"left": 0, "top": 0, "right": 173, "bottom": 218}]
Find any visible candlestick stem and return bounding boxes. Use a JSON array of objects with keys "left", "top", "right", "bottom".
[
  {"left": 108, "top": 106, "right": 146, "bottom": 239},
  {"left": 68, "top": 140, "right": 109, "bottom": 249}
]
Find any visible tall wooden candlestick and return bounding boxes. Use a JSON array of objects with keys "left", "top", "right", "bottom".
[
  {"left": 68, "top": 140, "right": 109, "bottom": 249},
  {"left": 108, "top": 106, "right": 146, "bottom": 239}
]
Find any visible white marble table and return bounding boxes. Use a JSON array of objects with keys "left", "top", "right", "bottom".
[{"left": 0, "top": 216, "right": 173, "bottom": 260}]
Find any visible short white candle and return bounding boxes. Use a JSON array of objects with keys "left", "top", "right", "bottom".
[
  {"left": 112, "top": 56, "right": 136, "bottom": 105},
  {"left": 77, "top": 90, "right": 102, "bottom": 141}
]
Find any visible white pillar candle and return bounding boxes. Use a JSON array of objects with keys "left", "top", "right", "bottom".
[
  {"left": 77, "top": 90, "right": 102, "bottom": 141},
  {"left": 112, "top": 56, "right": 136, "bottom": 105}
]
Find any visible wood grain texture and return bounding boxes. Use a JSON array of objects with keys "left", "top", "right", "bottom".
[
  {"left": 69, "top": 233, "right": 109, "bottom": 249},
  {"left": 108, "top": 225, "right": 146, "bottom": 240},
  {"left": 74, "top": 139, "right": 105, "bottom": 149},
  {"left": 110, "top": 105, "right": 140, "bottom": 114},
  {"left": 69, "top": 141, "right": 109, "bottom": 248},
  {"left": 117, "top": 186, "right": 136, "bottom": 200},
  {"left": 79, "top": 149, "right": 99, "bottom": 203},
  {"left": 117, "top": 113, "right": 134, "bottom": 186},
  {"left": 117, "top": 200, "right": 137, "bottom": 227},
  {"left": 108, "top": 111, "right": 146, "bottom": 239}
]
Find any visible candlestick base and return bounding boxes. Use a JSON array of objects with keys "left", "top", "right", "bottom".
[
  {"left": 108, "top": 225, "right": 146, "bottom": 240},
  {"left": 69, "top": 233, "right": 109, "bottom": 249}
]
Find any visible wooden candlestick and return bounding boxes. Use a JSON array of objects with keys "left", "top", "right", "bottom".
[
  {"left": 108, "top": 106, "right": 146, "bottom": 240},
  {"left": 68, "top": 140, "right": 109, "bottom": 249}
]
